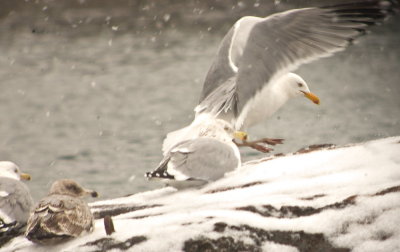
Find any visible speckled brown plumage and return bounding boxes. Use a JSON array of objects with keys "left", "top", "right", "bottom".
[{"left": 25, "top": 179, "right": 97, "bottom": 245}]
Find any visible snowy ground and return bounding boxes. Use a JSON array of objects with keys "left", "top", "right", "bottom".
[{"left": 2, "top": 136, "right": 400, "bottom": 252}]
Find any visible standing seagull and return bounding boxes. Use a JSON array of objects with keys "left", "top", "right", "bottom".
[
  {"left": 25, "top": 179, "right": 98, "bottom": 245},
  {"left": 163, "top": 0, "right": 398, "bottom": 153},
  {"left": 147, "top": 118, "right": 244, "bottom": 189},
  {"left": 0, "top": 161, "right": 33, "bottom": 246}
]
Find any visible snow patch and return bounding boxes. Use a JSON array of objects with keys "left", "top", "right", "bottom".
[{"left": 2, "top": 136, "right": 400, "bottom": 251}]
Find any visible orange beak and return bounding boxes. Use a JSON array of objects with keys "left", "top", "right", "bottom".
[
  {"left": 301, "top": 91, "right": 320, "bottom": 105},
  {"left": 20, "top": 173, "right": 31, "bottom": 181}
]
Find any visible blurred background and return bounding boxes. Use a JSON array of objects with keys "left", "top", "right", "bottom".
[{"left": 0, "top": 0, "right": 399, "bottom": 201}]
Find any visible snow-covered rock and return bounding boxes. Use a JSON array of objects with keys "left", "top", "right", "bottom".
[{"left": 2, "top": 136, "right": 400, "bottom": 252}]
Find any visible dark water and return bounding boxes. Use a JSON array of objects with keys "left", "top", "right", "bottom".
[{"left": 0, "top": 10, "right": 399, "bottom": 201}]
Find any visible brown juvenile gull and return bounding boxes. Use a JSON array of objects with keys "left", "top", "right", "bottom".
[
  {"left": 0, "top": 161, "right": 33, "bottom": 245},
  {"left": 163, "top": 0, "right": 397, "bottom": 153},
  {"left": 146, "top": 119, "right": 243, "bottom": 189},
  {"left": 25, "top": 179, "right": 98, "bottom": 245}
]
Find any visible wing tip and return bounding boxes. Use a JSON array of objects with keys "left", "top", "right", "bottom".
[
  {"left": 145, "top": 170, "right": 174, "bottom": 180},
  {"left": 322, "top": 0, "right": 399, "bottom": 19},
  {"left": 319, "top": 0, "right": 398, "bottom": 43}
]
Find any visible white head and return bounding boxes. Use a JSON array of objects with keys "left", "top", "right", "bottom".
[
  {"left": 198, "top": 119, "right": 235, "bottom": 142},
  {"left": 193, "top": 116, "right": 244, "bottom": 142},
  {"left": 283, "top": 73, "right": 320, "bottom": 104},
  {"left": 0, "top": 161, "right": 31, "bottom": 181}
]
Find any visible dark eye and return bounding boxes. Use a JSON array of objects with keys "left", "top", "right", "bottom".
[
  {"left": 224, "top": 126, "right": 229, "bottom": 131},
  {"left": 67, "top": 184, "right": 81, "bottom": 194},
  {"left": 67, "top": 184, "right": 76, "bottom": 190},
  {"left": 297, "top": 83, "right": 303, "bottom": 87}
]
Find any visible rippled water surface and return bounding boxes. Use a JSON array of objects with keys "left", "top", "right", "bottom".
[{"left": 1, "top": 21, "right": 399, "bottom": 201}]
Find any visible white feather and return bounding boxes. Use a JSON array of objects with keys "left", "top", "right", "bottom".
[{"left": 0, "top": 191, "right": 9, "bottom": 197}]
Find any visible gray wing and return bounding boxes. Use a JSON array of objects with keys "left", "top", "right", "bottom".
[
  {"left": 25, "top": 195, "right": 93, "bottom": 244},
  {"left": 199, "top": 0, "right": 397, "bottom": 116},
  {"left": 0, "top": 178, "right": 33, "bottom": 225},
  {"left": 168, "top": 138, "right": 239, "bottom": 182},
  {"left": 199, "top": 27, "right": 237, "bottom": 102},
  {"left": 148, "top": 138, "right": 239, "bottom": 182}
]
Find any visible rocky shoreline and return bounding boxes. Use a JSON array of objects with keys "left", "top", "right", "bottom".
[{"left": 3, "top": 137, "right": 399, "bottom": 251}]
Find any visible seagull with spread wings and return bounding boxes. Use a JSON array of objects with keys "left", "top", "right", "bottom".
[{"left": 163, "top": 0, "right": 398, "bottom": 153}]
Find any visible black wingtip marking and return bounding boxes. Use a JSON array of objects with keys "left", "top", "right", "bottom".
[
  {"left": 145, "top": 170, "right": 175, "bottom": 180},
  {"left": 0, "top": 220, "right": 18, "bottom": 229},
  {"left": 320, "top": 0, "right": 398, "bottom": 42},
  {"left": 322, "top": 0, "right": 399, "bottom": 20},
  {"left": 321, "top": 0, "right": 397, "bottom": 9}
]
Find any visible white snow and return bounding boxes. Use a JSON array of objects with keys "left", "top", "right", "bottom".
[{"left": 2, "top": 136, "right": 400, "bottom": 252}]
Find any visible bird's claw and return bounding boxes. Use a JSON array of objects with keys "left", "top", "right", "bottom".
[
  {"left": 257, "top": 138, "right": 284, "bottom": 146},
  {"left": 234, "top": 137, "right": 284, "bottom": 153},
  {"left": 249, "top": 143, "right": 273, "bottom": 153}
]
